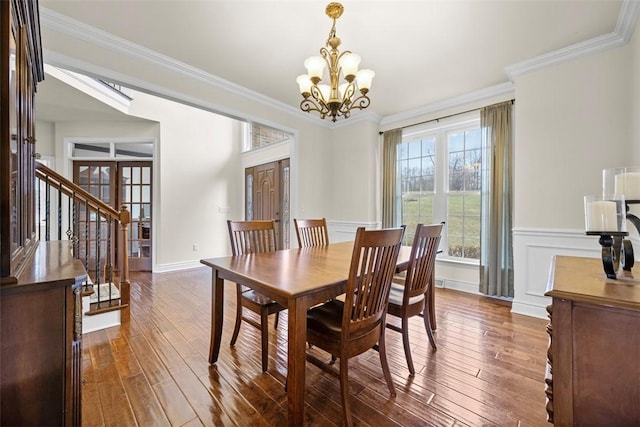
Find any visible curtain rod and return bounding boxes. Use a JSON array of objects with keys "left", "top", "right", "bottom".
[{"left": 379, "top": 98, "right": 514, "bottom": 135}]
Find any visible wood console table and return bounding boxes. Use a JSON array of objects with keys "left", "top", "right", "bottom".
[
  {"left": 1, "top": 241, "right": 87, "bottom": 426},
  {"left": 545, "top": 256, "right": 640, "bottom": 426}
]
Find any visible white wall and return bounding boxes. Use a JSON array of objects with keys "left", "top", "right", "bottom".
[
  {"left": 123, "top": 91, "right": 244, "bottom": 269},
  {"left": 511, "top": 42, "right": 634, "bottom": 317},
  {"left": 633, "top": 16, "right": 640, "bottom": 164},
  {"left": 329, "top": 121, "right": 380, "bottom": 224}
]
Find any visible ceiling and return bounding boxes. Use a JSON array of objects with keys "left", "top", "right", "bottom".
[{"left": 36, "top": 0, "right": 628, "bottom": 123}]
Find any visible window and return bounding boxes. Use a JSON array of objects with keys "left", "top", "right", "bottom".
[
  {"left": 242, "top": 122, "right": 293, "bottom": 152},
  {"left": 397, "top": 113, "right": 481, "bottom": 260}
]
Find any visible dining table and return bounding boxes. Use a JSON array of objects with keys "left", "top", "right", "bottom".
[{"left": 200, "top": 240, "right": 436, "bottom": 426}]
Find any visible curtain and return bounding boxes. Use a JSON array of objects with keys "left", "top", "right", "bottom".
[
  {"left": 382, "top": 129, "right": 402, "bottom": 228},
  {"left": 479, "top": 101, "right": 514, "bottom": 297}
]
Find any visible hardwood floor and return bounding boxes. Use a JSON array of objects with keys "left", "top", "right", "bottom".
[{"left": 82, "top": 267, "right": 550, "bottom": 426}]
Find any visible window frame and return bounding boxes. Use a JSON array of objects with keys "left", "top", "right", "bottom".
[{"left": 396, "top": 112, "right": 481, "bottom": 264}]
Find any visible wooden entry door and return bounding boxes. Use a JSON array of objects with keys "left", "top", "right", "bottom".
[
  {"left": 245, "top": 159, "right": 290, "bottom": 249},
  {"left": 73, "top": 161, "right": 152, "bottom": 271}
]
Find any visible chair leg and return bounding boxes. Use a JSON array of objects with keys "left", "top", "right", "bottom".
[
  {"left": 230, "top": 286, "right": 243, "bottom": 346},
  {"left": 401, "top": 316, "right": 415, "bottom": 376},
  {"left": 274, "top": 311, "right": 280, "bottom": 329},
  {"left": 378, "top": 326, "right": 396, "bottom": 397},
  {"left": 261, "top": 309, "right": 269, "bottom": 372},
  {"left": 423, "top": 308, "right": 438, "bottom": 351},
  {"left": 339, "top": 357, "right": 353, "bottom": 427}
]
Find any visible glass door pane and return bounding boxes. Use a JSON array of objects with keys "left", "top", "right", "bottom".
[{"left": 119, "top": 161, "right": 152, "bottom": 271}]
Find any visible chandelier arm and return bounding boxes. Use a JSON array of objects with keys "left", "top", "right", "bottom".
[
  {"left": 309, "top": 85, "right": 329, "bottom": 111},
  {"left": 345, "top": 94, "right": 371, "bottom": 112},
  {"left": 341, "top": 83, "right": 356, "bottom": 106},
  {"left": 300, "top": 98, "right": 328, "bottom": 119}
]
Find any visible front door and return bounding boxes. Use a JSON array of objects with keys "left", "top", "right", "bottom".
[{"left": 245, "top": 159, "right": 290, "bottom": 249}]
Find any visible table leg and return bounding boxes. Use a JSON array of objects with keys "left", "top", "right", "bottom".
[
  {"left": 209, "top": 268, "right": 224, "bottom": 364},
  {"left": 287, "top": 299, "right": 307, "bottom": 426}
]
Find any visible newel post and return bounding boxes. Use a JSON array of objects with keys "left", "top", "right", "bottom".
[{"left": 119, "top": 205, "right": 131, "bottom": 310}]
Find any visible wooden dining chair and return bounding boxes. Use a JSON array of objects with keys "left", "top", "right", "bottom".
[
  {"left": 386, "top": 222, "right": 443, "bottom": 376},
  {"left": 227, "top": 220, "right": 286, "bottom": 372},
  {"left": 306, "top": 226, "right": 405, "bottom": 427},
  {"left": 293, "top": 218, "right": 329, "bottom": 247}
]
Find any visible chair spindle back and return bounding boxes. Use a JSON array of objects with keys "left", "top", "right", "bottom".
[
  {"left": 343, "top": 226, "right": 404, "bottom": 339},
  {"left": 294, "top": 218, "right": 329, "bottom": 247},
  {"left": 227, "top": 220, "right": 277, "bottom": 256}
]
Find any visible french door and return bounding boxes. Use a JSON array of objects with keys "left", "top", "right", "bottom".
[
  {"left": 73, "top": 161, "right": 152, "bottom": 271},
  {"left": 245, "top": 158, "right": 290, "bottom": 249}
]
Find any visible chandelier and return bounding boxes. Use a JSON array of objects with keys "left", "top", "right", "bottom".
[{"left": 296, "top": 2, "right": 375, "bottom": 122}]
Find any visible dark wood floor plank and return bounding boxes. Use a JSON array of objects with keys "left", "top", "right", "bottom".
[
  {"left": 152, "top": 378, "right": 199, "bottom": 426},
  {"left": 172, "top": 365, "right": 235, "bottom": 427},
  {"left": 128, "top": 333, "right": 173, "bottom": 386},
  {"left": 81, "top": 267, "right": 549, "bottom": 426},
  {"left": 94, "top": 362, "right": 138, "bottom": 426},
  {"left": 121, "top": 372, "right": 171, "bottom": 427}
]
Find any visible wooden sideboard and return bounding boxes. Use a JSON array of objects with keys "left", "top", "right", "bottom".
[
  {"left": 1, "top": 241, "right": 86, "bottom": 426},
  {"left": 545, "top": 256, "right": 640, "bottom": 426}
]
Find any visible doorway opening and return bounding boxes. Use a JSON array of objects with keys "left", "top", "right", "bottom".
[{"left": 69, "top": 139, "right": 154, "bottom": 272}]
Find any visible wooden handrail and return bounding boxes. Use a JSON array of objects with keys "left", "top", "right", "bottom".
[
  {"left": 35, "top": 163, "right": 120, "bottom": 220},
  {"left": 35, "top": 162, "right": 130, "bottom": 314}
]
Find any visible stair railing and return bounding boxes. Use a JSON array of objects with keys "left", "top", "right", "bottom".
[{"left": 35, "top": 163, "right": 130, "bottom": 313}]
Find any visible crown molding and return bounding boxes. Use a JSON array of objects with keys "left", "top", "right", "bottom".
[
  {"left": 379, "top": 82, "right": 514, "bottom": 129},
  {"left": 40, "top": 7, "right": 335, "bottom": 128},
  {"left": 617, "top": 0, "right": 640, "bottom": 43},
  {"left": 41, "top": 2, "right": 638, "bottom": 130},
  {"left": 505, "top": 0, "right": 639, "bottom": 79}
]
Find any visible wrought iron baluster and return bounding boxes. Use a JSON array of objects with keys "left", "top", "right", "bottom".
[
  {"left": 45, "top": 176, "right": 50, "bottom": 241},
  {"left": 95, "top": 208, "right": 101, "bottom": 308},
  {"left": 66, "top": 194, "right": 73, "bottom": 243},
  {"left": 57, "top": 182, "right": 63, "bottom": 240},
  {"left": 83, "top": 200, "right": 90, "bottom": 293},
  {"left": 106, "top": 216, "right": 113, "bottom": 303}
]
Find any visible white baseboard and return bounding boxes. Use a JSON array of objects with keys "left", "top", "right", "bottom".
[
  {"left": 439, "top": 278, "right": 481, "bottom": 295},
  {"left": 511, "top": 301, "right": 549, "bottom": 320},
  {"left": 154, "top": 260, "right": 203, "bottom": 273}
]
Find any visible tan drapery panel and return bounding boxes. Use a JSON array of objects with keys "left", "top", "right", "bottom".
[
  {"left": 382, "top": 129, "right": 402, "bottom": 228},
  {"left": 479, "top": 101, "right": 514, "bottom": 297}
]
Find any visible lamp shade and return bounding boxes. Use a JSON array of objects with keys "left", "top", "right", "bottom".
[
  {"left": 340, "top": 53, "right": 361, "bottom": 78},
  {"left": 296, "top": 74, "right": 312, "bottom": 94},
  {"left": 304, "top": 56, "right": 325, "bottom": 80},
  {"left": 356, "top": 69, "right": 375, "bottom": 91}
]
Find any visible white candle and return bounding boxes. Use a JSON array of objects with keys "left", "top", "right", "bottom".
[
  {"left": 586, "top": 200, "right": 618, "bottom": 232},
  {"left": 614, "top": 172, "right": 640, "bottom": 200}
]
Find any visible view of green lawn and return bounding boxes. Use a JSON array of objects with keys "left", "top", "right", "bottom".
[{"left": 402, "top": 192, "right": 480, "bottom": 259}]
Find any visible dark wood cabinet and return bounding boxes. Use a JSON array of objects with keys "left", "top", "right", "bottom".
[
  {"left": 1, "top": 241, "right": 86, "bottom": 426},
  {"left": 1, "top": 0, "right": 44, "bottom": 281},
  {"left": 0, "top": 4, "right": 85, "bottom": 425},
  {"left": 545, "top": 256, "right": 640, "bottom": 426}
]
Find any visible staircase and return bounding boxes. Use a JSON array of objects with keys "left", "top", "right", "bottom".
[{"left": 35, "top": 163, "right": 131, "bottom": 332}]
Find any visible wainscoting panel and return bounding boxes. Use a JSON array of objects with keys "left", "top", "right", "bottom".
[
  {"left": 512, "top": 228, "right": 599, "bottom": 319},
  {"left": 327, "top": 220, "right": 381, "bottom": 243}
]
